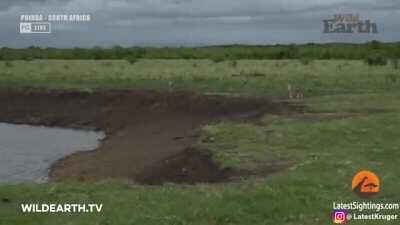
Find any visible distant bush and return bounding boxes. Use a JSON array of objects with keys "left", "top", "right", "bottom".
[
  {"left": 299, "top": 57, "right": 313, "bottom": 65},
  {"left": 364, "top": 53, "right": 387, "bottom": 66},
  {"left": 248, "top": 72, "right": 266, "bottom": 77},
  {"left": 126, "top": 57, "right": 138, "bottom": 65},
  {"left": 211, "top": 56, "right": 225, "bottom": 63},
  {"left": 231, "top": 60, "right": 238, "bottom": 68},
  {"left": 385, "top": 73, "right": 398, "bottom": 83},
  {"left": 4, "top": 61, "right": 13, "bottom": 68},
  {"left": 369, "top": 40, "right": 382, "bottom": 50},
  {"left": 23, "top": 56, "right": 34, "bottom": 62},
  {"left": 320, "top": 51, "right": 332, "bottom": 59},
  {"left": 390, "top": 58, "right": 399, "bottom": 69}
]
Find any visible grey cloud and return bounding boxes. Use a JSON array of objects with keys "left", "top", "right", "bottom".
[
  {"left": 0, "top": 0, "right": 50, "bottom": 11},
  {"left": 0, "top": 0, "right": 399, "bottom": 47}
]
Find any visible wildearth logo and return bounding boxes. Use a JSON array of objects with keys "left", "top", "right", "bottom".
[{"left": 323, "top": 14, "right": 378, "bottom": 34}]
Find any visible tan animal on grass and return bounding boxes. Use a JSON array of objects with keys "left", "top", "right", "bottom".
[
  {"left": 168, "top": 80, "right": 174, "bottom": 92},
  {"left": 287, "top": 84, "right": 304, "bottom": 100}
]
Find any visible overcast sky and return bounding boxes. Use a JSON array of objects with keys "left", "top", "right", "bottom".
[{"left": 0, "top": 0, "right": 399, "bottom": 47}]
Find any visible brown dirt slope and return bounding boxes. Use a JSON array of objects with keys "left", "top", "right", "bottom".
[{"left": 0, "top": 90, "right": 296, "bottom": 184}]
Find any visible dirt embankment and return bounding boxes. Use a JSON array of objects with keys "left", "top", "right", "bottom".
[{"left": 0, "top": 90, "right": 298, "bottom": 184}]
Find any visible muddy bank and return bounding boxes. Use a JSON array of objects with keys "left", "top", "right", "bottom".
[{"left": 0, "top": 90, "right": 297, "bottom": 184}]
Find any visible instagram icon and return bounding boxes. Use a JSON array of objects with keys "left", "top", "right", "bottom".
[{"left": 332, "top": 210, "right": 348, "bottom": 224}]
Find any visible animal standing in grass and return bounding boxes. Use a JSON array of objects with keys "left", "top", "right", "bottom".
[{"left": 287, "top": 84, "right": 304, "bottom": 100}]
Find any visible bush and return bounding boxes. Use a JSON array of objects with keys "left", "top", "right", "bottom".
[
  {"left": 126, "top": 57, "right": 138, "bottom": 65},
  {"left": 364, "top": 53, "right": 387, "bottom": 66},
  {"left": 299, "top": 57, "right": 313, "bottom": 65},
  {"left": 4, "top": 61, "right": 13, "bottom": 68},
  {"left": 23, "top": 56, "right": 34, "bottom": 62},
  {"left": 385, "top": 74, "right": 398, "bottom": 83},
  {"left": 390, "top": 58, "right": 399, "bottom": 69},
  {"left": 231, "top": 60, "right": 238, "bottom": 68},
  {"left": 320, "top": 51, "right": 332, "bottom": 59},
  {"left": 211, "top": 56, "right": 225, "bottom": 63}
]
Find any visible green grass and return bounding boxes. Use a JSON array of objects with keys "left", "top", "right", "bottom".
[
  {"left": 1, "top": 60, "right": 400, "bottom": 224},
  {"left": 0, "top": 59, "right": 399, "bottom": 96}
]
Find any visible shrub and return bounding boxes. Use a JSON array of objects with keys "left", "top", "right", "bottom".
[
  {"left": 299, "top": 57, "right": 313, "bottom": 65},
  {"left": 248, "top": 72, "right": 265, "bottom": 77},
  {"left": 231, "top": 60, "right": 238, "bottom": 68},
  {"left": 126, "top": 57, "right": 138, "bottom": 65},
  {"left": 364, "top": 53, "right": 387, "bottom": 66},
  {"left": 211, "top": 56, "right": 225, "bottom": 63},
  {"left": 369, "top": 40, "right": 382, "bottom": 50},
  {"left": 320, "top": 51, "right": 332, "bottom": 59},
  {"left": 4, "top": 61, "right": 13, "bottom": 68},
  {"left": 390, "top": 58, "right": 399, "bottom": 69},
  {"left": 385, "top": 74, "right": 398, "bottom": 83},
  {"left": 23, "top": 56, "right": 34, "bottom": 62}
]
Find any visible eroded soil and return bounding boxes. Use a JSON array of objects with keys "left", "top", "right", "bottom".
[{"left": 0, "top": 90, "right": 297, "bottom": 184}]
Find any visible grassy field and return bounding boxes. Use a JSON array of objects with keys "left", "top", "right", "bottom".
[
  {"left": 0, "top": 59, "right": 399, "bottom": 95},
  {"left": 1, "top": 59, "right": 400, "bottom": 225}
]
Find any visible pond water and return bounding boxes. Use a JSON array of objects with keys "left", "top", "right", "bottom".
[{"left": 0, "top": 123, "right": 104, "bottom": 183}]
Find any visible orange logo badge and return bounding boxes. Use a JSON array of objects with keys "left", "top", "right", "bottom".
[{"left": 352, "top": 170, "right": 380, "bottom": 198}]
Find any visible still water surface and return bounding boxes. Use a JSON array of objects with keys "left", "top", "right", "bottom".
[{"left": 0, "top": 123, "right": 104, "bottom": 183}]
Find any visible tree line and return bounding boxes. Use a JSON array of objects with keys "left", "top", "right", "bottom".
[{"left": 1, "top": 41, "right": 399, "bottom": 61}]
